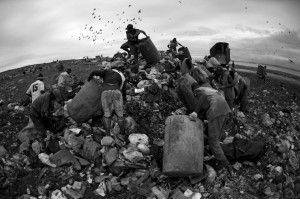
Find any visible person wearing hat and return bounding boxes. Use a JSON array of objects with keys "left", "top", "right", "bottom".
[
  {"left": 26, "top": 73, "right": 45, "bottom": 103},
  {"left": 167, "top": 38, "right": 183, "bottom": 52},
  {"left": 120, "top": 24, "right": 148, "bottom": 71},
  {"left": 30, "top": 88, "right": 65, "bottom": 148}
]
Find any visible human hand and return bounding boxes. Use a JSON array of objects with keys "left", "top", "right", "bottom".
[{"left": 189, "top": 112, "right": 198, "bottom": 121}]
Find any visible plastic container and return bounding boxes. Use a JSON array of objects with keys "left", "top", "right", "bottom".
[
  {"left": 67, "top": 79, "right": 102, "bottom": 124},
  {"left": 178, "top": 47, "right": 192, "bottom": 60},
  {"left": 137, "top": 37, "right": 161, "bottom": 64},
  {"left": 163, "top": 115, "right": 204, "bottom": 177}
]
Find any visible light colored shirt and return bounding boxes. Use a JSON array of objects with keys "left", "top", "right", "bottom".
[
  {"left": 26, "top": 80, "right": 45, "bottom": 102},
  {"left": 57, "top": 72, "right": 73, "bottom": 91}
]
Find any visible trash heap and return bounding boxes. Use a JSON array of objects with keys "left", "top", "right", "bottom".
[{"left": 0, "top": 51, "right": 300, "bottom": 199}]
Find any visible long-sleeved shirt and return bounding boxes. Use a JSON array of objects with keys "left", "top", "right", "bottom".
[
  {"left": 193, "top": 87, "right": 231, "bottom": 121},
  {"left": 92, "top": 69, "right": 127, "bottom": 101}
]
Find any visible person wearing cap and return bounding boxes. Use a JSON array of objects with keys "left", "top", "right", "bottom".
[
  {"left": 88, "top": 67, "right": 127, "bottom": 135},
  {"left": 30, "top": 88, "right": 65, "bottom": 148},
  {"left": 188, "top": 83, "right": 233, "bottom": 175},
  {"left": 120, "top": 24, "right": 148, "bottom": 71},
  {"left": 26, "top": 73, "right": 45, "bottom": 103},
  {"left": 57, "top": 68, "right": 73, "bottom": 92},
  {"left": 167, "top": 38, "right": 183, "bottom": 52}
]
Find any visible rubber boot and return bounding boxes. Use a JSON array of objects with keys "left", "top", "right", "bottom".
[
  {"left": 118, "top": 116, "right": 125, "bottom": 135},
  {"left": 102, "top": 117, "right": 111, "bottom": 136}
]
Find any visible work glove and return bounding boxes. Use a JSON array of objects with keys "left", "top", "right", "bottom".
[{"left": 189, "top": 112, "right": 198, "bottom": 121}]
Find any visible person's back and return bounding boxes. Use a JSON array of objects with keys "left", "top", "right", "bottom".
[
  {"left": 194, "top": 87, "right": 231, "bottom": 121},
  {"left": 177, "top": 73, "right": 197, "bottom": 114},
  {"left": 26, "top": 76, "right": 45, "bottom": 103},
  {"left": 30, "top": 92, "right": 51, "bottom": 117}
]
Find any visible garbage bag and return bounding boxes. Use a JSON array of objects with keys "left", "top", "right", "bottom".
[
  {"left": 49, "top": 149, "right": 81, "bottom": 170},
  {"left": 221, "top": 137, "right": 266, "bottom": 162}
]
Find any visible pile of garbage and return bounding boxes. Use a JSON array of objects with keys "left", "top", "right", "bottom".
[{"left": 0, "top": 50, "right": 300, "bottom": 199}]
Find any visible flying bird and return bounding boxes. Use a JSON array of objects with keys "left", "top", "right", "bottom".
[
  {"left": 289, "top": 59, "right": 294, "bottom": 64},
  {"left": 138, "top": 9, "right": 141, "bottom": 13},
  {"left": 245, "top": 6, "right": 247, "bottom": 9},
  {"left": 93, "top": 8, "right": 96, "bottom": 10},
  {"left": 129, "top": 5, "right": 131, "bottom": 7},
  {"left": 178, "top": 1, "right": 181, "bottom": 3}
]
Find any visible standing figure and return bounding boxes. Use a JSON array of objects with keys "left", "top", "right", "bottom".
[
  {"left": 88, "top": 68, "right": 127, "bottom": 135},
  {"left": 167, "top": 38, "right": 183, "bottom": 52},
  {"left": 120, "top": 24, "right": 148, "bottom": 70}
]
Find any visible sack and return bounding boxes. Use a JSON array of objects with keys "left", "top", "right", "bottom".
[{"left": 221, "top": 137, "right": 266, "bottom": 162}]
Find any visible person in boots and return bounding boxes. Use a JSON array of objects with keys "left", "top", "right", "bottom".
[
  {"left": 120, "top": 24, "right": 148, "bottom": 72},
  {"left": 189, "top": 83, "right": 233, "bottom": 175},
  {"left": 88, "top": 67, "right": 127, "bottom": 135}
]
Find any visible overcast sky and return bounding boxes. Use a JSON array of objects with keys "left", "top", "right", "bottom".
[{"left": 0, "top": 0, "right": 300, "bottom": 72}]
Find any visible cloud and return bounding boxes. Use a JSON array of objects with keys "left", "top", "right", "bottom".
[
  {"left": 177, "top": 26, "right": 219, "bottom": 37},
  {"left": 235, "top": 25, "right": 271, "bottom": 36}
]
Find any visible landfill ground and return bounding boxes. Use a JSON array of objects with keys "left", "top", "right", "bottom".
[{"left": 0, "top": 60, "right": 300, "bottom": 199}]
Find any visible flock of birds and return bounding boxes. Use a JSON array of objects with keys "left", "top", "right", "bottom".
[{"left": 72, "top": 1, "right": 186, "bottom": 47}]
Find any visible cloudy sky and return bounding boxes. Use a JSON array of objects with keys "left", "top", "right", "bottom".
[{"left": 0, "top": 0, "right": 300, "bottom": 72}]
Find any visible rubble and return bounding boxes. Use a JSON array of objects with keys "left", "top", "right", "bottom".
[{"left": 0, "top": 50, "right": 300, "bottom": 199}]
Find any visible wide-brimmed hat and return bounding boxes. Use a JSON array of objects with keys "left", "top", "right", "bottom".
[{"left": 37, "top": 74, "right": 44, "bottom": 80}]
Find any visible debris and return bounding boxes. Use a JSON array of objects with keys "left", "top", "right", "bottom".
[
  {"left": 49, "top": 149, "right": 81, "bottom": 170},
  {"left": 205, "top": 164, "right": 216, "bottom": 184},
  {"left": 128, "top": 133, "right": 149, "bottom": 145},
  {"left": 101, "top": 136, "right": 114, "bottom": 146},
  {"left": 262, "top": 113, "right": 274, "bottom": 127},
  {"left": 232, "top": 162, "right": 243, "bottom": 171},
  {"left": 104, "top": 147, "right": 118, "bottom": 165},
  {"left": 123, "top": 149, "right": 144, "bottom": 162},
  {"left": 51, "top": 190, "right": 67, "bottom": 199},
  {"left": 0, "top": 145, "right": 8, "bottom": 158},
  {"left": 38, "top": 153, "right": 56, "bottom": 167}
]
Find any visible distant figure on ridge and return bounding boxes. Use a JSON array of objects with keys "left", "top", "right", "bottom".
[{"left": 167, "top": 38, "right": 183, "bottom": 52}]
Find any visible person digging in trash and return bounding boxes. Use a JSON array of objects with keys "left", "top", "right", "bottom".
[
  {"left": 26, "top": 73, "right": 45, "bottom": 103},
  {"left": 188, "top": 83, "right": 233, "bottom": 175},
  {"left": 88, "top": 67, "right": 127, "bottom": 135},
  {"left": 167, "top": 38, "right": 183, "bottom": 52},
  {"left": 120, "top": 24, "right": 148, "bottom": 72},
  {"left": 30, "top": 88, "right": 65, "bottom": 149}
]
